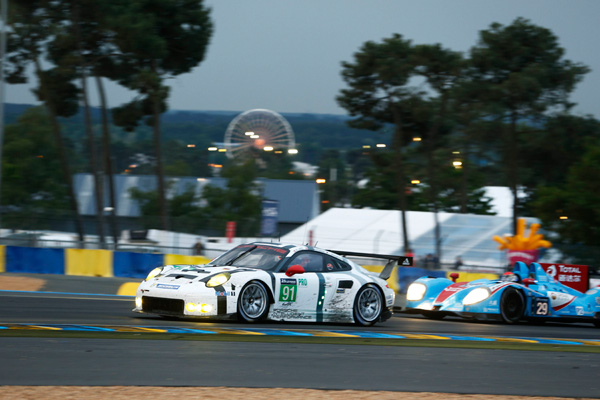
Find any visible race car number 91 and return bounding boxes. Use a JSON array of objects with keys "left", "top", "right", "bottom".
[{"left": 280, "top": 279, "right": 297, "bottom": 302}]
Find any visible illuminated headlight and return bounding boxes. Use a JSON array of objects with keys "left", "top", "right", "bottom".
[
  {"left": 145, "top": 267, "right": 163, "bottom": 281},
  {"left": 206, "top": 273, "right": 231, "bottom": 287},
  {"left": 463, "top": 287, "right": 491, "bottom": 305},
  {"left": 406, "top": 282, "right": 427, "bottom": 301},
  {"left": 186, "top": 302, "right": 197, "bottom": 312},
  {"left": 135, "top": 296, "right": 142, "bottom": 308},
  {"left": 200, "top": 304, "right": 213, "bottom": 313}
]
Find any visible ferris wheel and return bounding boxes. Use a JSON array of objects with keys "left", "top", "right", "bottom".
[{"left": 224, "top": 109, "right": 296, "bottom": 159}]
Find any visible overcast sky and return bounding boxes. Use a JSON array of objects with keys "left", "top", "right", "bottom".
[{"left": 5, "top": 0, "right": 599, "bottom": 119}]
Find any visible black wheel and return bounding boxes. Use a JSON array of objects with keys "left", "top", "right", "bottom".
[
  {"left": 500, "top": 287, "right": 525, "bottom": 324},
  {"left": 238, "top": 281, "right": 270, "bottom": 323},
  {"left": 353, "top": 284, "right": 383, "bottom": 326}
]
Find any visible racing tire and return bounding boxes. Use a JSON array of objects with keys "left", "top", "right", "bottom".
[
  {"left": 353, "top": 284, "right": 383, "bottom": 327},
  {"left": 238, "top": 281, "right": 270, "bottom": 323},
  {"left": 500, "top": 287, "right": 525, "bottom": 324}
]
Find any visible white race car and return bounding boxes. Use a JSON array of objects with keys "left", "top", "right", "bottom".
[{"left": 133, "top": 242, "right": 410, "bottom": 326}]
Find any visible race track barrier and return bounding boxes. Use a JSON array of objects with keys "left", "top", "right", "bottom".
[
  {"left": 65, "top": 249, "right": 113, "bottom": 277},
  {"left": 0, "top": 244, "right": 497, "bottom": 291},
  {"left": 0, "top": 245, "right": 211, "bottom": 279}
]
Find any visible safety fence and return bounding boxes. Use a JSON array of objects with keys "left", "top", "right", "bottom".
[{"left": 0, "top": 245, "right": 211, "bottom": 279}]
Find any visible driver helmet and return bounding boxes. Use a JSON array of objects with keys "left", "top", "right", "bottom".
[{"left": 501, "top": 271, "right": 521, "bottom": 283}]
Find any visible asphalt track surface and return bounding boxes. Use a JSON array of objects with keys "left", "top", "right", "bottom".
[{"left": 1, "top": 274, "right": 600, "bottom": 397}]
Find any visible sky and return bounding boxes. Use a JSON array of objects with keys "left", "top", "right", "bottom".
[{"left": 5, "top": 0, "right": 600, "bottom": 119}]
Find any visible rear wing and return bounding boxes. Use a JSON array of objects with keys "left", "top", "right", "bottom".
[{"left": 328, "top": 250, "right": 413, "bottom": 280}]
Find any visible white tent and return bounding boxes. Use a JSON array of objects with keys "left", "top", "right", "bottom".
[{"left": 281, "top": 208, "right": 541, "bottom": 269}]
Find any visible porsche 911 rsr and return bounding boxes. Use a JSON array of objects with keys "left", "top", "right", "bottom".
[
  {"left": 133, "top": 242, "right": 411, "bottom": 326},
  {"left": 404, "top": 261, "right": 600, "bottom": 327}
]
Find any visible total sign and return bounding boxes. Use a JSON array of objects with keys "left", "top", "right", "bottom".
[{"left": 540, "top": 263, "right": 588, "bottom": 292}]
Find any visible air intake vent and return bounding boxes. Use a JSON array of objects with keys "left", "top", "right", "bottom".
[{"left": 142, "top": 296, "right": 184, "bottom": 315}]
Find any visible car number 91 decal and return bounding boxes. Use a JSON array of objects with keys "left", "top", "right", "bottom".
[
  {"left": 280, "top": 278, "right": 297, "bottom": 302},
  {"left": 532, "top": 298, "right": 550, "bottom": 316}
]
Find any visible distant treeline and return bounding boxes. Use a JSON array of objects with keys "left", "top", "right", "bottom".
[{"left": 5, "top": 103, "right": 391, "bottom": 164}]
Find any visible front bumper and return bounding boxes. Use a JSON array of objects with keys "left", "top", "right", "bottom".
[{"left": 134, "top": 287, "right": 236, "bottom": 318}]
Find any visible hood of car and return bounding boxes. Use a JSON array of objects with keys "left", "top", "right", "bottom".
[
  {"left": 434, "top": 281, "right": 514, "bottom": 304},
  {"left": 154, "top": 265, "right": 255, "bottom": 282}
]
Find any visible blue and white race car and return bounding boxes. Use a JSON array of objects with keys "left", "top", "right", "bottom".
[
  {"left": 404, "top": 261, "right": 600, "bottom": 327},
  {"left": 134, "top": 242, "right": 411, "bottom": 326}
]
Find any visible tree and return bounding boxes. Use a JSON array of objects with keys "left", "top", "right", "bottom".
[
  {"left": 2, "top": 107, "right": 68, "bottom": 210},
  {"left": 5, "top": 0, "right": 85, "bottom": 242},
  {"left": 533, "top": 144, "right": 600, "bottom": 264},
  {"left": 111, "top": 0, "right": 213, "bottom": 231},
  {"left": 469, "top": 18, "right": 589, "bottom": 234},
  {"left": 337, "top": 34, "right": 417, "bottom": 252},
  {"left": 412, "top": 44, "right": 464, "bottom": 262}
]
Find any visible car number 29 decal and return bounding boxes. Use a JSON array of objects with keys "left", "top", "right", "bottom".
[
  {"left": 280, "top": 278, "right": 297, "bottom": 302},
  {"left": 532, "top": 298, "right": 550, "bottom": 316}
]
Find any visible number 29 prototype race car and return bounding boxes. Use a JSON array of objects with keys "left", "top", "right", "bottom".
[
  {"left": 404, "top": 261, "right": 600, "bottom": 327},
  {"left": 133, "top": 242, "right": 411, "bottom": 326}
]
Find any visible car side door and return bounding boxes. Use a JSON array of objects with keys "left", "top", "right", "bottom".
[
  {"left": 269, "top": 251, "right": 324, "bottom": 322},
  {"left": 320, "top": 255, "right": 357, "bottom": 322}
]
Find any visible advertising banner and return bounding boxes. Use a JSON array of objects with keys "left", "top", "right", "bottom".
[
  {"left": 540, "top": 263, "right": 589, "bottom": 292},
  {"left": 261, "top": 199, "right": 279, "bottom": 237}
]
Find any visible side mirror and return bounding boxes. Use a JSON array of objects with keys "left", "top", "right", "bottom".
[
  {"left": 450, "top": 272, "right": 459, "bottom": 283},
  {"left": 286, "top": 264, "right": 305, "bottom": 277},
  {"left": 522, "top": 278, "right": 536, "bottom": 287}
]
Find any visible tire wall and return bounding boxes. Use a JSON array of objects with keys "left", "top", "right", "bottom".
[{"left": 0, "top": 245, "right": 211, "bottom": 278}]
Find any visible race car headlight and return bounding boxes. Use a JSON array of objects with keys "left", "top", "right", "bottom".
[
  {"left": 145, "top": 267, "right": 163, "bottom": 281},
  {"left": 206, "top": 272, "right": 231, "bottom": 287},
  {"left": 463, "top": 287, "right": 491, "bottom": 305},
  {"left": 406, "top": 282, "right": 427, "bottom": 301}
]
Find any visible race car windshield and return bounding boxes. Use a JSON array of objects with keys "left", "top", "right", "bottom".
[{"left": 212, "top": 245, "right": 289, "bottom": 271}]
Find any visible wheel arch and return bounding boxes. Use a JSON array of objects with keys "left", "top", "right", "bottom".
[
  {"left": 241, "top": 278, "right": 275, "bottom": 304},
  {"left": 353, "top": 282, "right": 386, "bottom": 326},
  {"left": 499, "top": 285, "right": 527, "bottom": 323}
]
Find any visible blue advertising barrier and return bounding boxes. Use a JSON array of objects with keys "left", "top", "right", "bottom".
[
  {"left": 113, "top": 251, "right": 164, "bottom": 279},
  {"left": 396, "top": 266, "right": 446, "bottom": 293},
  {"left": 5, "top": 246, "right": 65, "bottom": 275}
]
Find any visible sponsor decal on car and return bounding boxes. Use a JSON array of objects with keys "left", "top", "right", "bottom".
[
  {"left": 280, "top": 278, "right": 297, "bottom": 302},
  {"left": 270, "top": 309, "right": 311, "bottom": 320},
  {"left": 156, "top": 284, "right": 180, "bottom": 290},
  {"left": 215, "top": 291, "right": 235, "bottom": 297},
  {"left": 548, "top": 291, "right": 576, "bottom": 311}
]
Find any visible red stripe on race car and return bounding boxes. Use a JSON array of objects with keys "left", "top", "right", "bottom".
[
  {"left": 434, "top": 282, "right": 471, "bottom": 304},
  {"left": 434, "top": 281, "right": 513, "bottom": 305},
  {"left": 490, "top": 282, "right": 513, "bottom": 295},
  {"left": 552, "top": 297, "right": 576, "bottom": 311}
]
